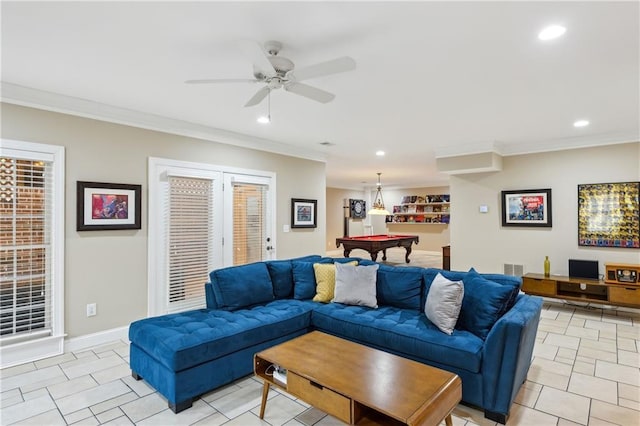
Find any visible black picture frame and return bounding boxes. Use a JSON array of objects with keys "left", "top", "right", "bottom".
[
  {"left": 501, "top": 188, "right": 552, "bottom": 227},
  {"left": 291, "top": 198, "right": 317, "bottom": 228},
  {"left": 578, "top": 181, "right": 639, "bottom": 248},
  {"left": 77, "top": 181, "right": 142, "bottom": 231}
]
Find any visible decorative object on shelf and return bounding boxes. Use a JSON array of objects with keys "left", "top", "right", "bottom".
[
  {"left": 349, "top": 199, "right": 366, "bottom": 219},
  {"left": 367, "top": 172, "right": 391, "bottom": 216},
  {"left": 605, "top": 263, "right": 640, "bottom": 284},
  {"left": 76, "top": 181, "right": 141, "bottom": 231},
  {"left": 544, "top": 256, "right": 550, "bottom": 277},
  {"left": 291, "top": 198, "right": 317, "bottom": 228},
  {"left": 578, "top": 181, "right": 639, "bottom": 248},
  {"left": 501, "top": 189, "right": 552, "bottom": 228},
  {"left": 389, "top": 193, "right": 450, "bottom": 224}
]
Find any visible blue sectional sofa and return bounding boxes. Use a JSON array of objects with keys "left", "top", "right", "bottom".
[{"left": 129, "top": 255, "right": 542, "bottom": 424}]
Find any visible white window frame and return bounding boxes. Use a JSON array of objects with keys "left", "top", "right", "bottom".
[{"left": 0, "top": 139, "right": 65, "bottom": 369}]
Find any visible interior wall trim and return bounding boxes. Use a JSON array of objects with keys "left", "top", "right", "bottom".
[{"left": 1, "top": 82, "right": 327, "bottom": 163}]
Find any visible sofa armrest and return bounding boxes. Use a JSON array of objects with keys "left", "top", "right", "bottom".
[{"left": 481, "top": 294, "right": 543, "bottom": 420}]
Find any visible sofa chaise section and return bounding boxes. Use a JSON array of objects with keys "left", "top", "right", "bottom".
[{"left": 129, "top": 299, "right": 316, "bottom": 412}]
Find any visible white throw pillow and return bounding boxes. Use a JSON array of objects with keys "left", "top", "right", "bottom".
[
  {"left": 424, "top": 273, "right": 464, "bottom": 335},
  {"left": 332, "top": 263, "right": 379, "bottom": 308}
]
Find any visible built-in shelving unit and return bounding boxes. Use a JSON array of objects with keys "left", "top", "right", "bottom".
[{"left": 387, "top": 194, "right": 450, "bottom": 225}]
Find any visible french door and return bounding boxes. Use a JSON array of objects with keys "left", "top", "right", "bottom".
[
  {"left": 148, "top": 158, "right": 274, "bottom": 315},
  {"left": 224, "top": 174, "right": 274, "bottom": 265}
]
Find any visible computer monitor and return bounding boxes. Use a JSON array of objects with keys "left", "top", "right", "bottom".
[{"left": 568, "top": 259, "right": 599, "bottom": 280}]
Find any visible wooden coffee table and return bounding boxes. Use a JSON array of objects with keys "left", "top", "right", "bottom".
[{"left": 254, "top": 331, "right": 461, "bottom": 425}]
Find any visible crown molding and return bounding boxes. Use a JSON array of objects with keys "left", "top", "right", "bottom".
[
  {"left": 434, "top": 134, "right": 639, "bottom": 159},
  {"left": 495, "top": 133, "right": 639, "bottom": 156},
  {"left": 1, "top": 82, "right": 327, "bottom": 163}
]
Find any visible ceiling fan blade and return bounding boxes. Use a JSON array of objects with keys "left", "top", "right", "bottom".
[
  {"left": 284, "top": 82, "right": 335, "bottom": 103},
  {"left": 289, "top": 56, "right": 356, "bottom": 82},
  {"left": 240, "top": 41, "right": 277, "bottom": 78},
  {"left": 185, "top": 79, "right": 259, "bottom": 84},
  {"left": 244, "top": 86, "right": 271, "bottom": 107}
]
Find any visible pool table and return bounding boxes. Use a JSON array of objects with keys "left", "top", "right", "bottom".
[{"left": 336, "top": 234, "right": 419, "bottom": 263}]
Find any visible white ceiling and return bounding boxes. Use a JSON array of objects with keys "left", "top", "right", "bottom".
[{"left": 2, "top": 1, "right": 639, "bottom": 189}]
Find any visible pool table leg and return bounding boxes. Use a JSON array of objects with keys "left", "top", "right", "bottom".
[
  {"left": 381, "top": 249, "right": 388, "bottom": 261},
  {"left": 343, "top": 249, "right": 352, "bottom": 258},
  {"left": 404, "top": 246, "right": 412, "bottom": 263},
  {"left": 370, "top": 251, "right": 378, "bottom": 262}
]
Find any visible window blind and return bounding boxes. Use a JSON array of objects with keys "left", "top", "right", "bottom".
[
  {"left": 232, "top": 182, "right": 267, "bottom": 265},
  {"left": 166, "top": 176, "right": 213, "bottom": 313},
  {"left": 0, "top": 158, "right": 53, "bottom": 342}
]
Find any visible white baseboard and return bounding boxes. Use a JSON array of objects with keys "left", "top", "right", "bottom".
[{"left": 65, "top": 326, "right": 129, "bottom": 353}]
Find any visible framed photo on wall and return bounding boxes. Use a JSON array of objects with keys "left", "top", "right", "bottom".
[
  {"left": 578, "top": 181, "right": 639, "bottom": 248},
  {"left": 77, "top": 181, "right": 142, "bottom": 231},
  {"left": 291, "top": 198, "right": 317, "bottom": 228},
  {"left": 501, "top": 188, "right": 552, "bottom": 227}
]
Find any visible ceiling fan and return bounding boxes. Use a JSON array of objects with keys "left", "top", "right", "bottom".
[{"left": 186, "top": 40, "right": 356, "bottom": 107}]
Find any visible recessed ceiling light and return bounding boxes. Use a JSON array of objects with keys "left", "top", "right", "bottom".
[
  {"left": 257, "top": 116, "right": 270, "bottom": 124},
  {"left": 538, "top": 25, "right": 566, "bottom": 41},
  {"left": 375, "top": 150, "right": 385, "bottom": 156},
  {"left": 573, "top": 119, "right": 590, "bottom": 128}
]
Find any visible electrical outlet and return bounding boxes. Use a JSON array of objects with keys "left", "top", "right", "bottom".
[{"left": 86, "top": 303, "right": 96, "bottom": 317}]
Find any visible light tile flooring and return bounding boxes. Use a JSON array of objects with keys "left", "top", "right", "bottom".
[{"left": 1, "top": 250, "right": 639, "bottom": 425}]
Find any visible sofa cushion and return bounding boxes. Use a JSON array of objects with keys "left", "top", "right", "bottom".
[
  {"left": 472, "top": 269, "right": 521, "bottom": 315},
  {"left": 376, "top": 265, "right": 423, "bottom": 310},
  {"left": 292, "top": 259, "right": 333, "bottom": 300},
  {"left": 128, "top": 299, "right": 317, "bottom": 372},
  {"left": 333, "top": 263, "right": 379, "bottom": 308},
  {"left": 422, "top": 268, "right": 521, "bottom": 315},
  {"left": 265, "top": 260, "right": 295, "bottom": 299},
  {"left": 312, "top": 261, "right": 357, "bottom": 302},
  {"left": 458, "top": 271, "right": 515, "bottom": 339},
  {"left": 210, "top": 263, "right": 274, "bottom": 310},
  {"left": 333, "top": 257, "right": 364, "bottom": 264},
  {"left": 265, "top": 255, "right": 324, "bottom": 299},
  {"left": 311, "top": 304, "right": 483, "bottom": 373},
  {"left": 424, "top": 273, "right": 464, "bottom": 335}
]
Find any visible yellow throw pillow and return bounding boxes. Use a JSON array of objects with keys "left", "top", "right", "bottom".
[{"left": 312, "top": 261, "right": 358, "bottom": 302}]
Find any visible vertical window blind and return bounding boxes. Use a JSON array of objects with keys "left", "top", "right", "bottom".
[
  {"left": 232, "top": 182, "right": 267, "bottom": 265},
  {"left": 0, "top": 158, "right": 53, "bottom": 343},
  {"left": 166, "top": 176, "right": 213, "bottom": 313}
]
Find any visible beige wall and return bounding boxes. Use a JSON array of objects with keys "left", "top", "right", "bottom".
[
  {"left": 450, "top": 142, "right": 640, "bottom": 274},
  {"left": 325, "top": 187, "right": 367, "bottom": 251},
  {"left": 1, "top": 103, "right": 326, "bottom": 338}
]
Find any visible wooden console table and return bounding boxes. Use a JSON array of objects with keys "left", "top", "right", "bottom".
[{"left": 522, "top": 273, "right": 640, "bottom": 309}]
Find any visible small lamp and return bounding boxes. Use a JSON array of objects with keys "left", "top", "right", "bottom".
[{"left": 367, "top": 172, "right": 391, "bottom": 216}]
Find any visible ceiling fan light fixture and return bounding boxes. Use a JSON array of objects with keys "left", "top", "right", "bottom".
[
  {"left": 257, "top": 90, "right": 272, "bottom": 124},
  {"left": 538, "top": 25, "right": 566, "bottom": 41},
  {"left": 367, "top": 172, "right": 391, "bottom": 216}
]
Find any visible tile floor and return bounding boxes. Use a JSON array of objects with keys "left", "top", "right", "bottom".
[{"left": 1, "top": 250, "right": 639, "bottom": 425}]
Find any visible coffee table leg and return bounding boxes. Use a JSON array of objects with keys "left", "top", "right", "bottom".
[
  {"left": 445, "top": 414, "right": 453, "bottom": 426},
  {"left": 259, "top": 381, "right": 270, "bottom": 419}
]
